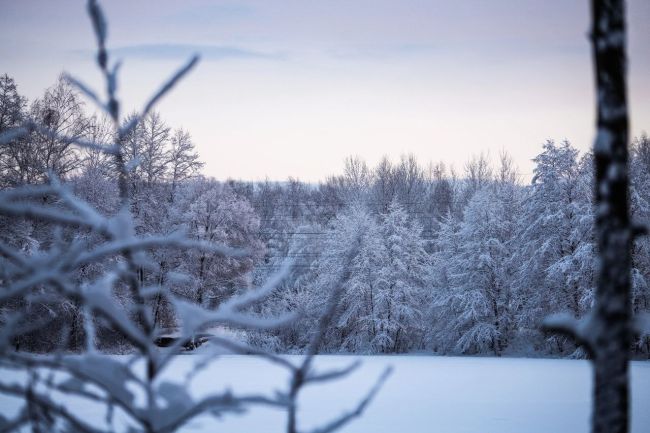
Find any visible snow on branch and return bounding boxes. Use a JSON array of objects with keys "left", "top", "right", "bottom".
[
  {"left": 152, "top": 389, "right": 288, "bottom": 433},
  {"left": 542, "top": 312, "right": 595, "bottom": 355},
  {"left": 303, "top": 360, "right": 362, "bottom": 385},
  {"left": 0, "top": 120, "right": 119, "bottom": 155},
  {"left": 0, "top": 1, "right": 389, "bottom": 432},
  {"left": 220, "top": 259, "right": 294, "bottom": 311},
  {"left": 141, "top": 56, "right": 200, "bottom": 120},
  {"left": 284, "top": 233, "right": 393, "bottom": 433}
]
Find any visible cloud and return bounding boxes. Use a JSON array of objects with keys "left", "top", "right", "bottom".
[
  {"left": 327, "top": 43, "right": 438, "bottom": 60},
  {"left": 72, "top": 43, "right": 286, "bottom": 62}
]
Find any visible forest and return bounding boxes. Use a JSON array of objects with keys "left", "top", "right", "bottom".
[
  {"left": 2, "top": 0, "right": 649, "bottom": 431},
  {"left": 2, "top": 72, "right": 649, "bottom": 358}
]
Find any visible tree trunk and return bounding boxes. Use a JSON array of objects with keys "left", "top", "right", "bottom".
[
  {"left": 544, "top": 1, "right": 632, "bottom": 432},
  {"left": 152, "top": 261, "right": 166, "bottom": 328},
  {"left": 591, "top": 1, "right": 631, "bottom": 432}
]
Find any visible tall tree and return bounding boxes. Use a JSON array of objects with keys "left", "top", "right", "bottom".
[
  {"left": 378, "top": 201, "right": 430, "bottom": 352},
  {"left": 140, "top": 111, "right": 170, "bottom": 186},
  {"left": 313, "top": 206, "right": 388, "bottom": 352},
  {"left": 0, "top": 74, "right": 25, "bottom": 133},
  {"left": 432, "top": 187, "right": 516, "bottom": 355},
  {"left": 518, "top": 140, "right": 595, "bottom": 354},
  {"left": 0, "top": 75, "right": 29, "bottom": 185},
  {"left": 0, "top": 74, "right": 30, "bottom": 186}
]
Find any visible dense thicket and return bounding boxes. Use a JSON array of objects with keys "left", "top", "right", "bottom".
[{"left": 1, "top": 73, "right": 648, "bottom": 356}]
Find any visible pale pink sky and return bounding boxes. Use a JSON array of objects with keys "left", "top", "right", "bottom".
[{"left": 1, "top": 0, "right": 649, "bottom": 181}]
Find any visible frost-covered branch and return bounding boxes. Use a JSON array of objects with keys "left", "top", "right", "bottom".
[
  {"left": 153, "top": 390, "right": 288, "bottom": 433},
  {"left": 283, "top": 234, "right": 392, "bottom": 433},
  {"left": 542, "top": 312, "right": 595, "bottom": 356},
  {"left": 0, "top": 1, "right": 389, "bottom": 432},
  {"left": 0, "top": 381, "right": 105, "bottom": 433}
]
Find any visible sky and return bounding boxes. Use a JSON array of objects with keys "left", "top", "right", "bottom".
[{"left": 1, "top": 0, "right": 649, "bottom": 182}]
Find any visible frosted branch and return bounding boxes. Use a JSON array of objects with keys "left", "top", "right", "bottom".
[
  {"left": 141, "top": 56, "right": 200, "bottom": 118},
  {"left": 154, "top": 391, "right": 288, "bottom": 433},
  {"left": 302, "top": 367, "right": 392, "bottom": 433},
  {"left": 542, "top": 312, "right": 595, "bottom": 354},
  {"left": 304, "top": 360, "right": 361, "bottom": 385}
]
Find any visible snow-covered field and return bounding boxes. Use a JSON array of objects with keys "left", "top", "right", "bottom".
[{"left": 1, "top": 355, "right": 649, "bottom": 433}]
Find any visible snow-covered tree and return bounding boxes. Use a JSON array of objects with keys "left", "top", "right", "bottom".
[
  {"left": 293, "top": 206, "right": 381, "bottom": 352},
  {"left": 432, "top": 185, "right": 517, "bottom": 355},
  {"left": 376, "top": 201, "right": 430, "bottom": 352},
  {"left": 516, "top": 140, "right": 594, "bottom": 354},
  {"left": 630, "top": 133, "right": 650, "bottom": 354},
  {"left": 184, "top": 179, "right": 264, "bottom": 307},
  {"left": 0, "top": 74, "right": 29, "bottom": 187}
]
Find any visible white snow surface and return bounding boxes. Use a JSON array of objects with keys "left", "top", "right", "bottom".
[{"left": 1, "top": 354, "right": 649, "bottom": 433}]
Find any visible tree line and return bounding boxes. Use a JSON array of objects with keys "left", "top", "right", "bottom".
[
  {"left": 1, "top": 72, "right": 648, "bottom": 357},
  {"left": 246, "top": 141, "right": 650, "bottom": 357}
]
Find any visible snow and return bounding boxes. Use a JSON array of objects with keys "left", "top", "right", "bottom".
[{"left": 1, "top": 354, "right": 648, "bottom": 433}]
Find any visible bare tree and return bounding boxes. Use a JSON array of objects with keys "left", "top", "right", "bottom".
[
  {"left": 167, "top": 128, "right": 203, "bottom": 199},
  {"left": 342, "top": 155, "right": 371, "bottom": 203},
  {"left": 463, "top": 152, "right": 492, "bottom": 196},
  {"left": 140, "top": 112, "right": 170, "bottom": 186},
  {"left": 372, "top": 156, "right": 397, "bottom": 213},
  {"left": 394, "top": 154, "right": 427, "bottom": 216},
  {"left": 28, "top": 76, "right": 90, "bottom": 181}
]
